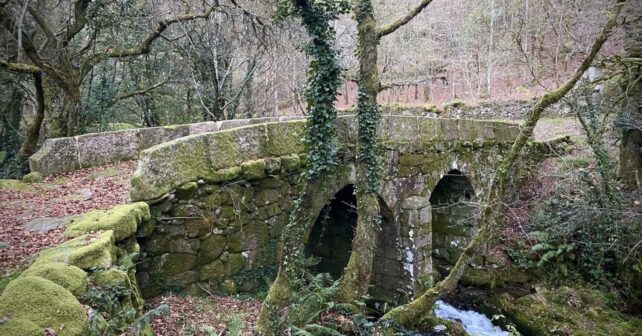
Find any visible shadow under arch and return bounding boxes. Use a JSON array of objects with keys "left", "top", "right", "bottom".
[
  {"left": 430, "top": 169, "right": 480, "bottom": 277},
  {"left": 304, "top": 185, "right": 408, "bottom": 306}
]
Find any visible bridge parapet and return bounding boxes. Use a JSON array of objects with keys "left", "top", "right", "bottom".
[{"left": 130, "top": 116, "right": 521, "bottom": 201}]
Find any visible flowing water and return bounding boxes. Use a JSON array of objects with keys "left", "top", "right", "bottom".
[{"left": 434, "top": 300, "right": 510, "bottom": 336}]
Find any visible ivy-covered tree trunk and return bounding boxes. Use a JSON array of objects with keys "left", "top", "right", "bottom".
[
  {"left": 337, "top": 0, "right": 382, "bottom": 303},
  {"left": 382, "top": 0, "right": 624, "bottom": 329},
  {"left": 258, "top": 1, "right": 345, "bottom": 334},
  {"left": 618, "top": 1, "right": 642, "bottom": 189}
]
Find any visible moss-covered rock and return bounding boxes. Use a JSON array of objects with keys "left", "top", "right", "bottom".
[
  {"left": 64, "top": 203, "right": 150, "bottom": 241},
  {"left": 241, "top": 159, "right": 266, "bottom": 181},
  {"left": 21, "top": 262, "right": 88, "bottom": 296},
  {"left": 225, "top": 253, "right": 247, "bottom": 277},
  {"left": 264, "top": 158, "right": 282, "bottom": 175},
  {"left": 198, "top": 235, "right": 226, "bottom": 265},
  {"left": 176, "top": 182, "right": 198, "bottom": 199},
  {"left": 207, "top": 166, "right": 242, "bottom": 183},
  {"left": 0, "top": 318, "right": 42, "bottom": 336},
  {"left": 280, "top": 154, "right": 301, "bottom": 172},
  {"left": 22, "top": 172, "right": 43, "bottom": 183},
  {"left": 494, "top": 287, "right": 639, "bottom": 336},
  {"left": 0, "top": 276, "right": 89, "bottom": 336},
  {"left": 199, "top": 260, "right": 225, "bottom": 281},
  {"left": 36, "top": 231, "right": 116, "bottom": 270}
]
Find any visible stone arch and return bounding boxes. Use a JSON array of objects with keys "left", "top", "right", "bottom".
[
  {"left": 304, "top": 184, "right": 357, "bottom": 279},
  {"left": 430, "top": 169, "right": 480, "bottom": 277}
]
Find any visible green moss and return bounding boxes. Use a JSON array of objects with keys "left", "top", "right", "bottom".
[
  {"left": 280, "top": 154, "right": 301, "bottom": 172},
  {"left": 241, "top": 159, "right": 266, "bottom": 181},
  {"left": 21, "top": 262, "right": 88, "bottom": 296},
  {"left": 92, "top": 268, "right": 129, "bottom": 287},
  {"left": 64, "top": 203, "right": 150, "bottom": 242},
  {"left": 495, "top": 287, "right": 636, "bottom": 336},
  {"left": 22, "top": 172, "right": 43, "bottom": 183},
  {"left": 225, "top": 253, "right": 246, "bottom": 277},
  {"left": 176, "top": 182, "right": 198, "bottom": 199},
  {"left": 210, "top": 132, "right": 243, "bottom": 170},
  {"left": 0, "top": 276, "right": 89, "bottom": 336},
  {"left": 198, "top": 235, "right": 226, "bottom": 265},
  {"left": 36, "top": 231, "right": 116, "bottom": 270},
  {"left": 264, "top": 121, "right": 306, "bottom": 157},
  {"left": 207, "top": 166, "right": 242, "bottom": 183},
  {"left": 0, "top": 179, "right": 31, "bottom": 191},
  {"left": 0, "top": 318, "right": 42, "bottom": 336},
  {"left": 199, "top": 260, "right": 225, "bottom": 281}
]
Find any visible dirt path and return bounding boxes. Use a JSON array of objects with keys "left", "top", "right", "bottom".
[{"left": 0, "top": 161, "right": 136, "bottom": 272}]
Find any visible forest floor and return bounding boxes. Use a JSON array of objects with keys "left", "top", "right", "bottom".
[{"left": 0, "top": 117, "right": 608, "bottom": 335}]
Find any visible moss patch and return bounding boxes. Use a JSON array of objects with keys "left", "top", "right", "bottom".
[
  {"left": 21, "top": 262, "right": 88, "bottom": 296},
  {"left": 495, "top": 287, "right": 637, "bottom": 336},
  {"left": 241, "top": 159, "right": 266, "bottom": 181},
  {"left": 64, "top": 203, "right": 150, "bottom": 241},
  {"left": 0, "top": 179, "right": 31, "bottom": 191},
  {"left": 0, "top": 276, "right": 89, "bottom": 336},
  {"left": 36, "top": 231, "right": 116, "bottom": 270}
]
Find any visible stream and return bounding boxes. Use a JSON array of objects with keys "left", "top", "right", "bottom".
[{"left": 434, "top": 300, "right": 510, "bottom": 336}]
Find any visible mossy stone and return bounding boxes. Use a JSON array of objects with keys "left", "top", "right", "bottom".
[
  {"left": 0, "top": 276, "right": 89, "bottom": 336},
  {"left": 21, "top": 262, "right": 88, "bottom": 296},
  {"left": 0, "top": 318, "right": 42, "bottom": 336},
  {"left": 199, "top": 260, "right": 225, "bottom": 281},
  {"left": 225, "top": 253, "right": 246, "bottom": 277},
  {"left": 36, "top": 231, "right": 116, "bottom": 270},
  {"left": 207, "top": 166, "right": 242, "bottom": 183},
  {"left": 264, "top": 158, "right": 282, "bottom": 175},
  {"left": 255, "top": 189, "right": 280, "bottom": 205},
  {"left": 198, "top": 235, "right": 226, "bottom": 265},
  {"left": 92, "top": 268, "right": 129, "bottom": 288},
  {"left": 136, "top": 219, "right": 156, "bottom": 238},
  {"left": 280, "top": 154, "right": 300, "bottom": 172},
  {"left": 143, "top": 234, "right": 170, "bottom": 256},
  {"left": 176, "top": 182, "right": 198, "bottom": 200},
  {"left": 153, "top": 253, "right": 197, "bottom": 276},
  {"left": 185, "top": 219, "right": 211, "bottom": 238},
  {"left": 64, "top": 202, "right": 150, "bottom": 242},
  {"left": 241, "top": 159, "right": 266, "bottom": 181},
  {"left": 22, "top": 172, "right": 43, "bottom": 183}
]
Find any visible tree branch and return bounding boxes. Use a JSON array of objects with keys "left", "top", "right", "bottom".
[
  {"left": 107, "top": 3, "right": 220, "bottom": 58},
  {"left": 63, "top": 0, "right": 90, "bottom": 45},
  {"left": 0, "top": 59, "right": 40, "bottom": 73},
  {"left": 27, "top": 5, "right": 58, "bottom": 46},
  {"left": 376, "top": 0, "right": 433, "bottom": 38},
  {"left": 106, "top": 80, "right": 169, "bottom": 108}
]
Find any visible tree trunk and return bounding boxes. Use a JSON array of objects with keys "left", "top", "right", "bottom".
[
  {"left": 337, "top": 0, "right": 383, "bottom": 303},
  {"left": 382, "top": 1, "right": 624, "bottom": 329},
  {"left": 51, "top": 84, "right": 83, "bottom": 137},
  {"left": 618, "top": 2, "right": 642, "bottom": 190},
  {"left": 18, "top": 73, "right": 46, "bottom": 164}
]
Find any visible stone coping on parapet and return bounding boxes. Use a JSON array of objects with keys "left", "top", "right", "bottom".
[{"left": 28, "top": 116, "right": 306, "bottom": 176}]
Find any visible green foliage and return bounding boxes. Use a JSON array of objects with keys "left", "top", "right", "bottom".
[
  {"left": 356, "top": 89, "right": 382, "bottom": 193},
  {"left": 517, "top": 175, "right": 640, "bottom": 290},
  {"left": 287, "top": 0, "right": 349, "bottom": 181}
]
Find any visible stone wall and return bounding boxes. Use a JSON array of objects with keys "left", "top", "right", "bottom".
[
  {"left": 0, "top": 203, "right": 153, "bottom": 336},
  {"left": 29, "top": 117, "right": 304, "bottom": 176}
]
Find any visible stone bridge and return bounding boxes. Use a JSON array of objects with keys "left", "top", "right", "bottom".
[{"left": 129, "top": 116, "right": 554, "bottom": 306}]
